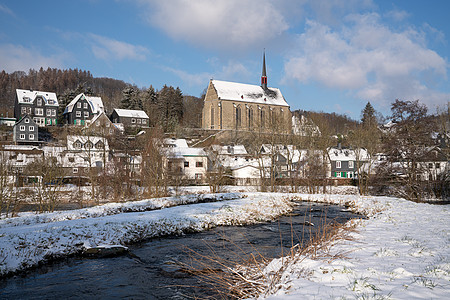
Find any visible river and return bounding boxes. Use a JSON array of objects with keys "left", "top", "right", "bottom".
[{"left": 0, "top": 201, "right": 363, "bottom": 299}]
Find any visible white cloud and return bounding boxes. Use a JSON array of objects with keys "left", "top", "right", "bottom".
[
  {"left": 137, "top": 0, "right": 289, "bottom": 50},
  {"left": 284, "top": 13, "right": 449, "bottom": 109},
  {"left": 0, "top": 4, "right": 15, "bottom": 17},
  {"left": 0, "top": 44, "right": 65, "bottom": 72},
  {"left": 88, "top": 34, "right": 149, "bottom": 61}
]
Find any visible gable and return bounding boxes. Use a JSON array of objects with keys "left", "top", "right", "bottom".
[{"left": 16, "top": 89, "right": 58, "bottom": 106}]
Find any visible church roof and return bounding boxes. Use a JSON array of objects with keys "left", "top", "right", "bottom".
[{"left": 211, "top": 80, "right": 289, "bottom": 107}]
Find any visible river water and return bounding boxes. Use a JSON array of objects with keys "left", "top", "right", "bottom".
[{"left": 0, "top": 201, "right": 363, "bottom": 299}]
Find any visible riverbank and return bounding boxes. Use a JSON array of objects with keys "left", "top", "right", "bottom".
[{"left": 261, "top": 195, "right": 449, "bottom": 299}]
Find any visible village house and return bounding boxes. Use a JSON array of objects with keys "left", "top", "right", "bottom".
[
  {"left": 63, "top": 93, "right": 104, "bottom": 126},
  {"left": 202, "top": 52, "right": 292, "bottom": 133},
  {"left": 328, "top": 146, "right": 369, "bottom": 179},
  {"left": 162, "top": 138, "right": 208, "bottom": 184},
  {"left": 83, "top": 112, "right": 120, "bottom": 136},
  {"left": 63, "top": 135, "right": 110, "bottom": 176},
  {"left": 1, "top": 144, "right": 44, "bottom": 186},
  {"left": 14, "top": 89, "right": 59, "bottom": 127},
  {"left": 110, "top": 108, "right": 149, "bottom": 128},
  {"left": 13, "top": 114, "right": 38, "bottom": 144}
]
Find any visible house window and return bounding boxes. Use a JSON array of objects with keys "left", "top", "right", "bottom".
[
  {"left": 73, "top": 168, "right": 78, "bottom": 174},
  {"left": 69, "top": 157, "right": 74, "bottom": 163},
  {"left": 142, "top": 119, "right": 147, "bottom": 125},
  {"left": 336, "top": 161, "right": 341, "bottom": 168},
  {"left": 435, "top": 163, "right": 440, "bottom": 169},
  {"left": 84, "top": 111, "right": 89, "bottom": 118},
  {"left": 83, "top": 103, "right": 88, "bottom": 109},
  {"left": 184, "top": 161, "right": 189, "bottom": 168},
  {"left": 37, "top": 98, "right": 42, "bottom": 106},
  {"left": 196, "top": 161, "right": 203, "bottom": 168},
  {"left": 29, "top": 134, "right": 35, "bottom": 140},
  {"left": 27, "top": 107, "right": 32, "bottom": 114},
  {"left": 76, "top": 111, "right": 81, "bottom": 117},
  {"left": 52, "top": 109, "right": 56, "bottom": 116},
  {"left": 21, "top": 107, "right": 27, "bottom": 114},
  {"left": 47, "top": 118, "right": 52, "bottom": 125},
  {"left": 137, "top": 119, "right": 141, "bottom": 124},
  {"left": 428, "top": 163, "right": 433, "bottom": 169},
  {"left": 25, "top": 118, "right": 29, "bottom": 123},
  {"left": 73, "top": 141, "right": 82, "bottom": 149},
  {"left": 29, "top": 126, "right": 34, "bottom": 131},
  {"left": 19, "top": 134, "right": 25, "bottom": 139},
  {"left": 47, "top": 109, "right": 52, "bottom": 116},
  {"left": 131, "top": 118, "right": 136, "bottom": 124},
  {"left": 35, "top": 108, "right": 43, "bottom": 115},
  {"left": 348, "top": 161, "right": 354, "bottom": 168},
  {"left": 85, "top": 141, "right": 93, "bottom": 149},
  {"left": 19, "top": 125, "right": 25, "bottom": 131},
  {"left": 77, "top": 102, "right": 81, "bottom": 108},
  {"left": 195, "top": 173, "right": 202, "bottom": 180},
  {"left": 95, "top": 141, "right": 104, "bottom": 149}
]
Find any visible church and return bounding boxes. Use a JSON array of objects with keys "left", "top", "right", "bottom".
[{"left": 202, "top": 52, "right": 292, "bottom": 133}]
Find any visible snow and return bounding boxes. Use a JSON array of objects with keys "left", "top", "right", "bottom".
[
  {"left": 0, "top": 190, "right": 448, "bottom": 300},
  {"left": 64, "top": 93, "right": 104, "bottom": 114},
  {"left": 261, "top": 194, "right": 449, "bottom": 300},
  {"left": 112, "top": 108, "right": 149, "bottom": 119},
  {"left": 212, "top": 79, "right": 289, "bottom": 107},
  {"left": 16, "top": 89, "right": 59, "bottom": 106}
]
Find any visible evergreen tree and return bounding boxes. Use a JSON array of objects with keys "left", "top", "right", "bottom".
[{"left": 361, "top": 101, "right": 377, "bottom": 127}]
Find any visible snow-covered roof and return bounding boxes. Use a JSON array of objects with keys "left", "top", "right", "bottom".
[
  {"left": 113, "top": 108, "right": 148, "bottom": 119},
  {"left": 211, "top": 80, "right": 289, "bottom": 107},
  {"left": 163, "top": 138, "right": 189, "bottom": 148},
  {"left": 16, "top": 89, "right": 59, "bottom": 106},
  {"left": 328, "top": 147, "right": 369, "bottom": 161},
  {"left": 211, "top": 144, "right": 248, "bottom": 156},
  {"left": 64, "top": 93, "right": 104, "bottom": 114},
  {"left": 67, "top": 135, "right": 109, "bottom": 151}
]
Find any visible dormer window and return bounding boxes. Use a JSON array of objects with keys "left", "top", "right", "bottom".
[
  {"left": 95, "top": 141, "right": 104, "bottom": 149},
  {"left": 37, "top": 98, "right": 42, "bottom": 106},
  {"left": 85, "top": 141, "right": 93, "bottom": 149},
  {"left": 73, "top": 141, "right": 82, "bottom": 149}
]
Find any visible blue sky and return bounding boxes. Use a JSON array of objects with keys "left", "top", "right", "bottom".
[{"left": 0, "top": 0, "right": 449, "bottom": 119}]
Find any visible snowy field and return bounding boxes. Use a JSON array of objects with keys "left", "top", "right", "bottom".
[
  {"left": 262, "top": 195, "right": 449, "bottom": 299},
  {"left": 0, "top": 191, "right": 448, "bottom": 300}
]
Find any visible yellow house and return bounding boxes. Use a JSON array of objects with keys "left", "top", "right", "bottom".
[{"left": 202, "top": 53, "right": 291, "bottom": 133}]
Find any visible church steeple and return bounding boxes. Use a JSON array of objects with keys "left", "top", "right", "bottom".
[{"left": 261, "top": 50, "right": 267, "bottom": 90}]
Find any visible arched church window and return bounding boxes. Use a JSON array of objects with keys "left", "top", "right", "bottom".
[
  {"left": 248, "top": 107, "right": 253, "bottom": 128},
  {"left": 210, "top": 107, "right": 215, "bottom": 128},
  {"left": 235, "top": 106, "right": 242, "bottom": 128}
]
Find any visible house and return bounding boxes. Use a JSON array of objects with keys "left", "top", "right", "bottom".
[
  {"left": 202, "top": 52, "right": 291, "bottom": 132},
  {"left": 14, "top": 89, "right": 59, "bottom": 127},
  {"left": 63, "top": 93, "right": 104, "bottom": 126},
  {"left": 110, "top": 108, "right": 149, "bottom": 128},
  {"left": 414, "top": 146, "right": 448, "bottom": 181},
  {"left": 1, "top": 144, "right": 44, "bottom": 186},
  {"left": 328, "top": 146, "right": 369, "bottom": 179},
  {"left": 13, "top": 114, "right": 38, "bottom": 144},
  {"left": 162, "top": 138, "right": 208, "bottom": 183},
  {"left": 64, "top": 135, "right": 110, "bottom": 176},
  {"left": 84, "top": 112, "right": 120, "bottom": 136}
]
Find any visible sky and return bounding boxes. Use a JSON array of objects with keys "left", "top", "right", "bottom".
[{"left": 0, "top": 0, "right": 449, "bottom": 120}]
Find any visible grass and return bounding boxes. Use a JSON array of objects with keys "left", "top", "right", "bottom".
[{"left": 177, "top": 199, "right": 361, "bottom": 299}]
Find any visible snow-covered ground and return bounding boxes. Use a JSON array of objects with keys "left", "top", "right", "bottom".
[
  {"left": 0, "top": 192, "right": 294, "bottom": 276},
  {"left": 262, "top": 194, "right": 449, "bottom": 299},
  {"left": 1, "top": 191, "right": 448, "bottom": 300}
]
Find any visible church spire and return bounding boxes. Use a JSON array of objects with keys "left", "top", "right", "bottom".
[{"left": 261, "top": 50, "right": 267, "bottom": 90}]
